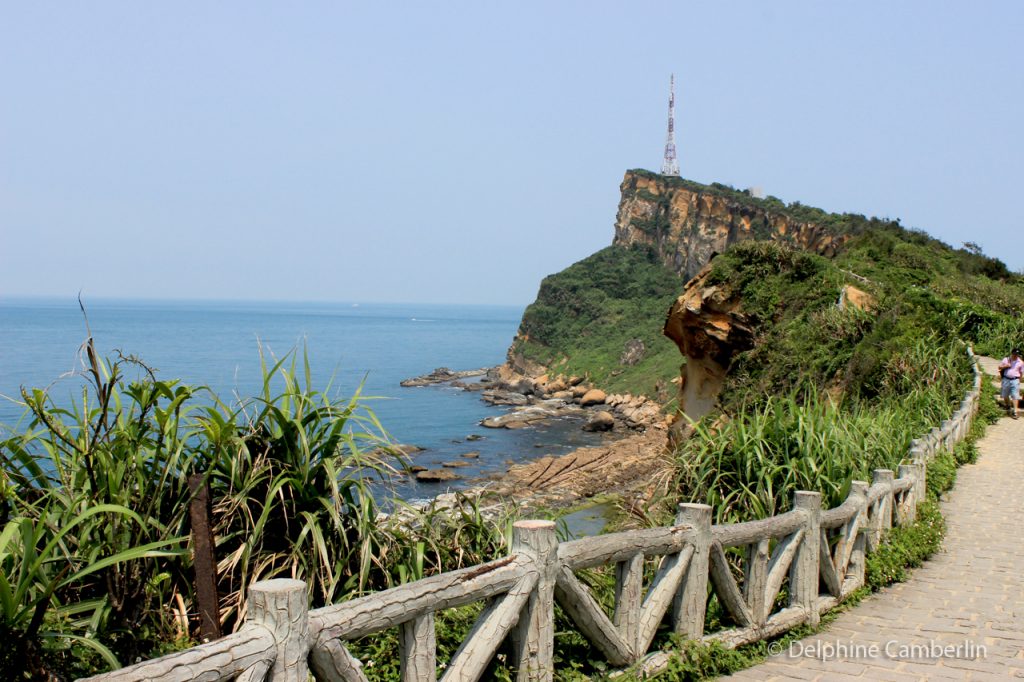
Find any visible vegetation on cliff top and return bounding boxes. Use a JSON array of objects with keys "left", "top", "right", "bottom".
[
  {"left": 511, "top": 244, "right": 683, "bottom": 400},
  {"left": 513, "top": 174, "right": 1020, "bottom": 535},
  {"left": 713, "top": 226, "right": 1022, "bottom": 409}
]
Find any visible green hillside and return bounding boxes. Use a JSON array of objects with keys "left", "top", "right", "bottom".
[
  {"left": 511, "top": 175, "right": 1021, "bottom": 409},
  {"left": 510, "top": 244, "right": 684, "bottom": 400}
]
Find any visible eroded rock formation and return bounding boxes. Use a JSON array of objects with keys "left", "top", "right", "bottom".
[{"left": 663, "top": 264, "right": 755, "bottom": 427}]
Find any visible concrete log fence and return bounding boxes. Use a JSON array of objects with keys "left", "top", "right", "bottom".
[{"left": 79, "top": 349, "right": 983, "bottom": 682}]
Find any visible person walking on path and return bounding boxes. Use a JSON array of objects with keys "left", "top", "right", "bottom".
[{"left": 997, "top": 348, "right": 1024, "bottom": 419}]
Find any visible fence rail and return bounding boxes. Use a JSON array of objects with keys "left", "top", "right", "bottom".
[{"left": 80, "top": 349, "right": 983, "bottom": 682}]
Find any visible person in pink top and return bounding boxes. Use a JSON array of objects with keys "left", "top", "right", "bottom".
[{"left": 998, "top": 348, "right": 1024, "bottom": 419}]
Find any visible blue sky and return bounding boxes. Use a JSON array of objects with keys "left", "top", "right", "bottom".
[{"left": 2, "top": 2, "right": 1021, "bottom": 305}]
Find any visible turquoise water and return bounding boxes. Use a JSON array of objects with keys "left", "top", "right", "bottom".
[{"left": 0, "top": 298, "right": 605, "bottom": 500}]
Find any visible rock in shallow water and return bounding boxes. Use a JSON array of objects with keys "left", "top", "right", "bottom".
[
  {"left": 416, "top": 469, "right": 461, "bottom": 482},
  {"left": 582, "top": 411, "right": 615, "bottom": 432}
]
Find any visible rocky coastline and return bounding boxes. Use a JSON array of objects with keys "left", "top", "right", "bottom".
[{"left": 397, "top": 363, "right": 671, "bottom": 509}]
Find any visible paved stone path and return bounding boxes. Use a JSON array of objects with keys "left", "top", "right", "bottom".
[{"left": 727, "top": 359, "right": 1024, "bottom": 681}]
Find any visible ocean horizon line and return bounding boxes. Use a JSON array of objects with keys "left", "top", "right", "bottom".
[{"left": 0, "top": 294, "right": 530, "bottom": 311}]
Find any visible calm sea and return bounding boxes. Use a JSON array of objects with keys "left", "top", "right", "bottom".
[{"left": 0, "top": 298, "right": 605, "bottom": 500}]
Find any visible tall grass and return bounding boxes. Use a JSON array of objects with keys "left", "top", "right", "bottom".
[
  {"left": 1, "top": 345, "right": 202, "bottom": 675},
  {"left": 674, "top": 337, "right": 970, "bottom": 523},
  {"left": 970, "top": 315, "right": 1024, "bottom": 357}
]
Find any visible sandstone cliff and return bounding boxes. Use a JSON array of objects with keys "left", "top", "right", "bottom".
[{"left": 613, "top": 169, "right": 847, "bottom": 280}]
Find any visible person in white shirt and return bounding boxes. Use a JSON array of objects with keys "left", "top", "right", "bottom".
[{"left": 997, "top": 348, "right": 1024, "bottom": 419}]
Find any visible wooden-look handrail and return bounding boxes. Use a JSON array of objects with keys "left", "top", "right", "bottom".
[{"left": 79, "top": 349, "right": 983, "bottom": 682}]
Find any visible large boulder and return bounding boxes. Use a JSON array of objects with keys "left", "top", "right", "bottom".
[
  {"left": 582, "top": 411, "right": 615, "bottom": 432},
  {"left": 372, "top": 443, "right": 423, "bottom": 459},
  {"left": 580, "top": 389, "right": 607, "bottom": 407},
  {"left": 545, "top": 377, "right": 568, "bottom": 394}
]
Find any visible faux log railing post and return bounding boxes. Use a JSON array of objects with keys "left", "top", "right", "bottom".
[
  {"left": 673, "top": 503, "right": 712, "bottom": 639},
  {"left": 399, "top": 613, "right": 436, "bottom": 682},
  {"left": 789, "top": 492, "right": 821, "bottom": 628},
  {"left": 873, "top": 469, "right": 895, "bottom": 544},
  {"left": 246, "top": 579, "right": 310, "bottom": 682},
  {"left": 510, "top": 520, "right": 558, "bottom": 682},
  {"left": 912, "top": 459, "right": 927, "bottom": 505},
  {"left": 846, "top": 481, "right": 869, "bottom": 590},
  {"left": 909, "top": 438, "right": 926, "bottom": 465},
  {"left": 897, "top": 464, "right": 920, "bottom": 524},
  {"left": 613, "top": 552, "right": 644, "bottom": 656}
]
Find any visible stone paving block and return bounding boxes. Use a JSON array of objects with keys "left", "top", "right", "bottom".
[
  {"left": 860, "top": 669, "right": 922, "bottom": 682},
  {"left": 798, "top": 659, "right": 868, "bottom": 676},
  {"left": 894, "top": 661, "right": 965, "bottom": 679}
]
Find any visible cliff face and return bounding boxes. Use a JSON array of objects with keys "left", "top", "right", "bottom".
[{"left": 613, "top": 170, "right": 847, "bottom": 280}]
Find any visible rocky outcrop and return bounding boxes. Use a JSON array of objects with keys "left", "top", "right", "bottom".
[
  {"left": 488, "top": 429, "right": 669, "bottom": 507},
  {"left": 613, "top": 170, "right": 847, "bottom": 280},
  {"left": 416, "top": 469, "right": 461, "bottom": 483},
  {"left": 480, "top": 401, "right": 587, "bottom": 429},
  {"left": 663, "top": 264, "right": 756, "bottom": 426},
  {"left": 620, "top": 339, "right": 646, "bottom": 366},
  {"left": 401, "top": 367, "right": 490, "bottom": 387},
  {"left": 604, "top": 393, "right": 664, "bottom": 429},
  {"left": 838, "top": 284, "right": 875, "bottom": 311},
  {"left": 582, "top": 411, "right": 615, "bottom": 432}
]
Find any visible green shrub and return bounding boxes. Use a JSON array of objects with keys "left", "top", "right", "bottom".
[
  {"left": 927, "top": 451, "right": 958, "bottom": 498},
  {"left": 865, "top": 499, "right": 945, "bottom": 588}
]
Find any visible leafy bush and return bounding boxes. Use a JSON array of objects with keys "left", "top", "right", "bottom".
[{"left": 865, "top": 499, "right": 945, "bottom": 588}]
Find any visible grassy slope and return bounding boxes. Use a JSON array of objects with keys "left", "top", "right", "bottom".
[
  {"left": 666, "top": 230, "right": 1021, "bottom": 527},
  {"left": 512, "top": 244, "right": 684, "bottom": 400},
  {"left": 714, "top": 226, "right": 1024, "bottom": 410}
]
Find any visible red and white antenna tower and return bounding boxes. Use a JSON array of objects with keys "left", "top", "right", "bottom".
[{"left": 661, "top": 74, "right": 680, "bottom": 176}]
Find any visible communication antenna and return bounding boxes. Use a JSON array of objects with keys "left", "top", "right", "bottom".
[{"left": 661, "top": 74, "right": 680, "bottom": 176}]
